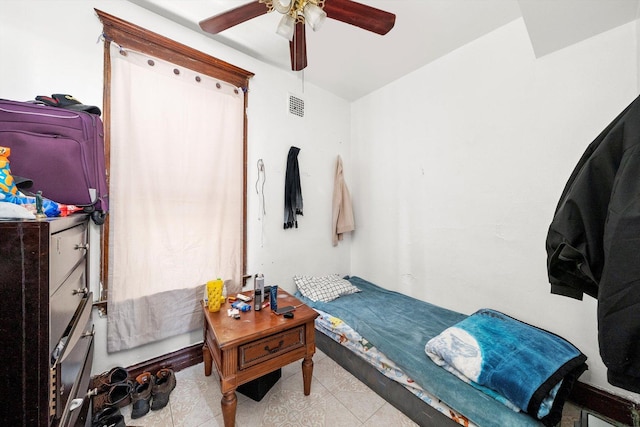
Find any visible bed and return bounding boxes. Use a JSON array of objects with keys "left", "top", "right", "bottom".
[{"left": 294, "top": 275, "right": 587, "bottom": 427}]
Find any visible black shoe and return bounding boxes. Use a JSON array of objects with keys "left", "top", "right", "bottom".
[
  {"left": 150, "top": 368, "right": 176, "bottom": 411},
  {"left": 92, "top": 406, "right": 125, "bottom": 427},
  {"left": 109, "top": 381, "right": 133, "bottom": 408},
  {"left": 94, "top": 414, "right": 125, "bottom": 427},
  {"left": 131, "top": 372, "right": 153, "bottom": 419},
  {"left": 93, "top": 381, "right": 133, "bottom": 414}
]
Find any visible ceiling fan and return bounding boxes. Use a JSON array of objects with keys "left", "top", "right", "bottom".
[{"left": 199, "top": 0, "right": 396, "bottom": 71}]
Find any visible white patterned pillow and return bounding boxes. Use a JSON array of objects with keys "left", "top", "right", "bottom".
[{"left": 294, "top": 274, "right": 360, "bottom": 302}]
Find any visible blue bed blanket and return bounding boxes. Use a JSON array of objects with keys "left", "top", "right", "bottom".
[
  {"left": 296, "top": 276, "right": 587, "bottom": 427},
  {"left": 425, "top": 308, "right": 587, "bottom": 426}
]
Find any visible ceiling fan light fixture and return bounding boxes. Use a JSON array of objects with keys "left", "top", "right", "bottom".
[
  {"left": 276, "top": 13, "right": 296, "bottom": 41},
  {"left": 272, "top": 0, "right": 292, "bottom": 14},
  {"left": 302, "top": 3, "right": 326, "bottom": 31}
]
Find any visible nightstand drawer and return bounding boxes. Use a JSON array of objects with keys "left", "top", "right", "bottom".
[{"left": 239, "top": 326, "right": 305, "bottom": 369}]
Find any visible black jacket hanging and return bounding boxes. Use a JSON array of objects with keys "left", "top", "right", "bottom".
[
  {"left": 546, "top": 94, "right": 640, "bottom": 393},
  {"left": 284, "top": 146, "right": 303, "bottom": 229}
]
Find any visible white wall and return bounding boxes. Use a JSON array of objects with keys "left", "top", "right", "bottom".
[
  {"left": 0, "top": 0, "right": 351, "bottom": 373},
  {"left": 351, "top": 18, "right": 639, "bottom": 401}
]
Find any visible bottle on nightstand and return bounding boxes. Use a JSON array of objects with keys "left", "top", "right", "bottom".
[{"left": 254, "top": 274, "right": 264, "bottom": 311}]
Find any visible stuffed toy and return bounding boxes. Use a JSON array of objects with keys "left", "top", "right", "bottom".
[
  {"left": 0, "top": 146, "right": 20, "bottom": 203},
  {"left": 0, "top": 146, "right": 60, "bottom": 216}
]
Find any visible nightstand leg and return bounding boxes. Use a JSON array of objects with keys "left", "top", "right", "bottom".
[
  {"left": 203, "top": 344, "right": 212, "bottom": 376},
  {"left": 302, "top": 355, "right": 313, "bottom": 395},
  {"left": 221, "top": 390, "right": 237, "bottom": 427}
]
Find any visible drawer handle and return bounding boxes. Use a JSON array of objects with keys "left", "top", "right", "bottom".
[
  {"left": 72, "top": 287, "right": 88, "bottom": 296},
  {"left": 264, "top": 340, "right": 284, "bottom": 354},
  {"left": 75, "top": 243, "right": 89, "bottom": 250},
  {"left": 69, "top": 398, "right": 84, "bottom": 412}
]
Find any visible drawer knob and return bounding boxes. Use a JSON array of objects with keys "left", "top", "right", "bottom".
[
  {"left": 72, "top": 287, "right": 89, "bottom": 296},
  {"left": 69, "top": 398, "right": 84, "bottom": 412},
  {"left": 75, "top": 243, "right": 90, "bottom": 250},
  {"left": 264, "top": 340, "right": 284, "bottom": 354}
]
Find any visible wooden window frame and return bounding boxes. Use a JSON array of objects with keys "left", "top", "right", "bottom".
[{"left": 95, "top": 9, "right": 253, "bottom": 314}]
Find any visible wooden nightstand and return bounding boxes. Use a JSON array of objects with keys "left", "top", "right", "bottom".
[{"left": 202, "top": 288, "right": 318, "bottom": 427}]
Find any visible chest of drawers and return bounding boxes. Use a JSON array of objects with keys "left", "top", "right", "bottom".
[{"left": 0, "top": 215, "right": 94, "bottom": 426}]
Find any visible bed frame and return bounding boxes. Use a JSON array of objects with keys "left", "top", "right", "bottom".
[{"left": 315, "top": 331, "right": 461, "bottom": 427}]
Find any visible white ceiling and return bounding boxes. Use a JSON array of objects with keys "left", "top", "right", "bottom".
[{"left": 128, "top": 0, "right": 640, "bottom": 101}]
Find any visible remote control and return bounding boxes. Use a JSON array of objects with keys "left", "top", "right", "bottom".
[{"left": 275, "top": 305, "right": 295, "bottom": 315}]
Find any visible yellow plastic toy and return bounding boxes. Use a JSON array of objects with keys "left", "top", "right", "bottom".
[
  {"left": 206, "top": 278, "right": 225, "bottom": 312},
  {"left": 0, "top": 146, "right": 19, "bottom": 199}
]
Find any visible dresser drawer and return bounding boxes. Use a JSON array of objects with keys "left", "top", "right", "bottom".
[
  {"left": 60, "top": 334, "right": 93, "bottom": 427},
  {"left": 50, "top": 260, "right": 87, "bottom": 351},
  {"left": 239, "top": 326, "right": 305, "bottom": 370},
  {"left": 53, "top": 294, "right": 93, "bottom": 423},
  {"left": 50, "top": 220, "right": 88, "bottom": 294}
]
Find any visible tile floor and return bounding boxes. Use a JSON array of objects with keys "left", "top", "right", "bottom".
[{"left": 121, "top": 349, "right": 583, "bottom": 427}]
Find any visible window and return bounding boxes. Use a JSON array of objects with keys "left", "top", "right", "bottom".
[{"left": 97, "top": 11, "right": 252, "bottom": 351}]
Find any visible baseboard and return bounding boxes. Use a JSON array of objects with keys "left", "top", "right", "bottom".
[
  {"left": 125, "top": 342, "right": 204, "bottom": 380},
  {"left": 569, "top": 381, "right": 640, "bottom": 426}
]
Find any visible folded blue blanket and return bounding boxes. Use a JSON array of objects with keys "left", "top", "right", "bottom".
[{"left": 425, "top": 308, "right": 587, "bottom": 425}]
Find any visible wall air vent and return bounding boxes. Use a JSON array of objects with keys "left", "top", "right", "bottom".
[{"left": 288, "top": 93, "right": 304, "bottom": 118}]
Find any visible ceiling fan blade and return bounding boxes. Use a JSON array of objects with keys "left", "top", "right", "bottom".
[
  {"left": 199, "top": 1, "right": 268, "bottom": 34},
  {"left": 290, "top": 21, "right": 308, "bottom": 71},
  {"left": 324, "top": 0, "right": 396, "bottom": 35}
]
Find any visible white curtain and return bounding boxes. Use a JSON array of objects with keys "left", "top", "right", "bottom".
[{"left": 107, "top": 45, "right": 244, "bottom": 352}]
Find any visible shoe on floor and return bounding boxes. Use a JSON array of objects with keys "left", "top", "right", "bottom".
[
  {"left": 92, "top": 380, "right": 133, "bottom": 414},
  {"left": 150, "top": 368, "right": 176, "bottom": 411},
  {"left": 92, "top": 406, "right": 119, "bottom": 427},
  {"left": 92, "top": 406, "right": 126, "bottom": 427},
  {"left": 131, "top": 371, "right": 153, "bottom": 419},
  {"left": 92, "top": 366, "right": 129, "bottom": 394},
  {"left": 94, "top": 414, "right": 125, "bottom": 427}
]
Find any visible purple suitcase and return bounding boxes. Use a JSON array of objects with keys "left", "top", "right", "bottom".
[{"left": 0, "top": 99, "right": 108, "bottom": 224}]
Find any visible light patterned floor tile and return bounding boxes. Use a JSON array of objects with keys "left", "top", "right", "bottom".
[
  {"left": 280, "top": 359, "right": 304, "bottom": 381},
  {"left": 278, "top": 354, "right": 385, "bottom": 423},
  {"left": 331, "top": 386, "right": 386, "bottom": 423},
  {"left": 170, "top": 364, "right": 222, "bottom": 427},
  {"left": 114, "top": 356, "right": 583, "bottom": 427},
  {"left": 313, "top": 355, "right": 372, "bottom": 397},
  {"left": 321, "top": 393, "right": 365, "bottom": 427},
  {"left": 259, "top": 388, "right": 327, "bottom": 426},
  {"left": 363, "top": 402, "right": 418, "bottom": 427},
  {"left": 314, "top": 349, "right": 328, "bottom": 362}
]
